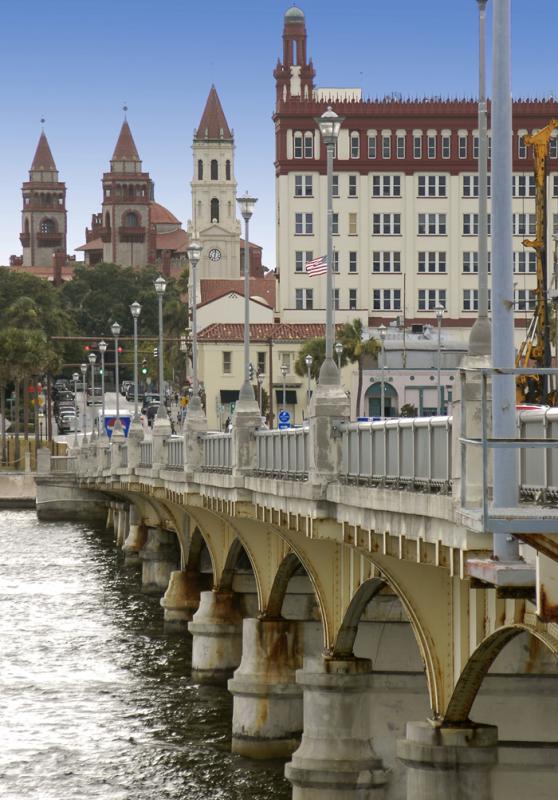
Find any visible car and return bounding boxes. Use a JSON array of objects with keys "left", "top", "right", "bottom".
[
  {"left": 57, "top": 411, "right": 77, "bottom": 434},
  {"left": 86, "top": 387, "right": 103, "bottom": 406},
  {"left": 141, "top": 393, "right": 160, "bottom": 414},
  {"left": 55, "top": 401, "right": 76, "bottom": 421},
  {"left": 125, "top": 385, "right": 144, "bottom": 403},
  {"left": 145, "top": 403, "right": 160, "bottom": 427},
  {"left": 120, "top": 380, "right": 133, "bottom": 396}
]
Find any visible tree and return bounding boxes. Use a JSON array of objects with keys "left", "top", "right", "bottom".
[
  {"left": 294, "top": 337, "right": 330, "bottom": 381},
  {"left": 339, "top": 319, "right": 380, "bottom": 416}
]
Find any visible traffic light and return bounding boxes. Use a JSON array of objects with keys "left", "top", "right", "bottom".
[
  {"left": 141, "top": 359, "right": 148, "bottom": 375},
  {"left": 84, "top": 344, "right": 90, "bottom": 352},
  {"left": 99, "top": 368, "right": 104, "bottom": 376},
  {"left": 118, "top": 345, "right": 123, "bottom": 353},
  {"left": 153, "top": 347, "right": 159, "bottom": 358},
  {"left": 248, "top": 362, "right": 254, "bottom": 381}
]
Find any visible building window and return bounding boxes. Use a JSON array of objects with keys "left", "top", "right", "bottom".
[
  {"left": 332, "top": 174, "right": 339, "bottom": 197},
  {"left": 512, "top": 174, "right": 535, "bottom": 197},
  {"left": 295, "top": 212, "right": 313, "bottom": 234},
  {"left": 294, "top": 132, "right": 303, "bottom": 158},
  {"left": 333, "top": 251, "right": 339, "bottom": 272},
  {"left": 458, "top": 135, "right": 468, "bottom": 158},
  {"left": 372, "top": 251, "right": 401, "bottom": 272},
  {"left": 304, "top": 132, "right": 314, "bottom": 158},
  {"left": 413, "top": 134, "right": 422, "bottom": 159},
  {"left": 427, "top": 134, "right": 436, "bottom": 159},
  {"left": 550, "top": 138, "right": 558, "bottom": 159},
  {"left": 373, "top": 213, "right": 401, "bottom": 235},
  {"left": 518, "top": 133, "right": 527, "bottom": 159},
  {"left": 295, "top": 288, "right": 313, "bottom": 310},
  {"left": 349, "top": 251, "right": 358, "bottom": 273},
  {"left": 295, "top": 250, "right": 313, "bottom": 273},
  {"left": 349, "top": 288, "right": 358, "bottom": 310},
  {"left": 417, "top": 175, "right": 446, "bottom": 197},
  {"left": 418, "top": 289, "right": 446, "bottom": 311},
  {"left": 40, "top": 218, "right": 56, "bottom": 233},
  {"left": 441, "top": 134, "right": 451, "bottom": 159},
  {"left": 211, "top": 159, "right": 218, "bottom": 180},
  {"left": 513, "top": 251, "right": 536, "bottom": 273},
  {"left": 373, "top": 288, "right": 401, "bottom": 311},
  {"left": 418, "top": 251, "right": 446, "bottom": 273},
  {"left": 463, "top": 289, "right": 479, "bottom": 311},
  {"left": 463, "top": 251, "right": 491, "bottom": 273},
  {"left": 368, "top": 134, "right": 377, "bottom": 159},
  {"left": 463, "top": 213, "right": 492, "bottom": 236},
  {"left": 279, "top": 352, "right": 291, "bottom": 371},
  {"left": 488, "top": 136, "right": 492, "bottom": 160},
  {"left": 333, "top": 288, "right": 340, "bottom": 310},
  {"left": 223, "top": 351, "right": 232, "bottom": 374},
  {"left": 473, "top": 136, "right": 479, "bottom": 159},
  {"left": 553, "top": 175, "right": 558, "bottom": 197},
  {"left": 332, "top": 213, "right": 339, "bottom": 235},
  {"left": 210, "top": 198, "right": 220, "bottom": 223},
  {"left": 462, "top": 174, "right": 491, "bottom": 197},
  {"left": 257, "top": 352, "right": 266, "bottom": 374},
  {"left": 512, "top": 213, "right": 536, "bottom": 236},
  {"left": 372, "top": 175, "right": 401, "bottom": 197},
  {"left": 226, "top": 160, "right": 231, "bottom": 180},
  {"left": 350, "top": 132, "right": 360, "bottom": 158},
  {"left": 295, "top": 175, "right": 313, "bottom": 196},
  {"left": 514, "top": 289, "right": 536, "bottom": 311},
  {"left": 348, "top": 212, "right": 358, "bottom": 235},
  {"left": 348, "top": 175, "right": 358, "bottom": 197},
  {"left": 396, "top": 134, "right": 406, "bottom": 159},
  {"left": 418, "top": 213, "right": 447, "bottom": 235},
  {"left": 382, "top": 134, "right": 391, "bottom": 159},
  {"left": 124, "top": 211, "right": 139, "bottom": 227},
  {"left": 197, "top": 159, "right": 203, "bottom": 179}
]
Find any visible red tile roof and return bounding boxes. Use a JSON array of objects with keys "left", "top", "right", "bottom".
[
  {"left": 200, "top": 277, "right": 276, "bottom": 308},
  {"left": 155, "top": 228, "right": 189, "bottom": 253},
  {"left": 31, "top": 132, "right": 57, "bottom": 171},
  {"left": 151, "top": 202, "right": 181, "bottom": 225},
  {"left": 198, "top": 323, "right": 342, "bottom": 342},
  {"left": 75, "top": 237, "right": 103, "bottom": 252},
  {"left": 112, "top": 120, "right": 140, "bottom": 161},
  {"left": 196, "top": 85, "right": 232, "bottom": 141}
]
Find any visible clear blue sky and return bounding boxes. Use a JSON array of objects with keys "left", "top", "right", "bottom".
[{"left": 1, "top": 0, "right": 557, "bottom": 270}]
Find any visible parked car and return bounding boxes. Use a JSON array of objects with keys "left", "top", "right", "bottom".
[
  {"left": 86, "top": 387, "right": 103, "bottom": 406},
  {"left": 57, "top": 410, "right": 77, "bottom": 434},
  {"left": 120, "top": 380, "right": 133, "bottom": 396},
  {"left": 53, "top": 390, "right": 74, "bottom": 411},
  {"left": 55, "top": 401, "right": 76, "bottom": 422}
]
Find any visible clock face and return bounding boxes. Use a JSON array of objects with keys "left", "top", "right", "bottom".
[{"left": 208, "top": 248, "right": 222, "bottom": 262}]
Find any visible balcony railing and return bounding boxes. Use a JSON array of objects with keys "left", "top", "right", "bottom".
[
  {"left": 166, "top": 437, "right": 184, "bottom": 469},
  {"left": 255, "top": 428, "right": 309, "bottom": 479},
  {"left": 202, "top": 433, "right": 232, "bottom": 472},
  {"left": 118, "top": 225, "right": 145, "bottom": 243}
]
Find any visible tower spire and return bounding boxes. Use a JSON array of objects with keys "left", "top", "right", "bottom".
[
  {"left": 195, "top": 86, "right": 232, "bottom": 141},
  {"left": 112, "top": 119, "right": 141, "bottom": 162},
  {"left": 30, "top": 131, "right": 57, "bottom": 171}
]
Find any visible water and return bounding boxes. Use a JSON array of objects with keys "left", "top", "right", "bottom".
[{"left": 0, "top": 510, "right": 290, "bottom": 800}]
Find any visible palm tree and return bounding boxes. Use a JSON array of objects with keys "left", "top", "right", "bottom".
[{"left": 339, "top": 319, "right": 380, "bottom": 417}]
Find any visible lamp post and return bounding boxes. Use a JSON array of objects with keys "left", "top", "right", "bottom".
[
  {"left": 111, "top": 322, "right": 122, "bottom": 434},
  {"left": 335, "top": 341, "right": 343, "bottom": 371},
  {"left": 315, "top": 106, "right": 344, "bottom": 387},
  {"left": 130, "top": 301, "right": 141, "bottom": 425},
  {"left": 186, "top": 241, "right": 203, "bottom": 415},
  {"left": 88, "top": 352, "right": 97, "bottom": 439},
  {"left": 305, "top": 354, "right": 313, "bottom": 415},
  {"left": 280, "top": 363, "right": 288, "bottom": 410},
  {"left": 378, "top": 324, "right": 387, "bottom": 419},
  {"left": 435, "top": 305, "right": 445, "bottom": 415},
  {"left": 237, "top": 192, "right": 258, "bottom": 402},
  {"left": 80, "top": 362, "right": 88, "bottom": 443},
  {"left": 154, "top": 276, "right": 167, "bottom": 422},
  {"left": 72, "top": 371, "right": 80, "bottom": 447},
  {"left": 257, "top": 372, "right": 264, "bottom": 415},
  {"left": 98, "top": 340, "right": 107, "bottom": 438}
]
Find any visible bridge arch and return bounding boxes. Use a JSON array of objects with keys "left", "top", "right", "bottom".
[
  {"left": 444, "top": 624, "right": 558, "bottom": 725},
  {"left": 332, "top": 577, "right": 386, "bottom": 657}
]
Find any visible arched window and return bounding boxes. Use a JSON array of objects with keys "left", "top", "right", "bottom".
[
  {"left": 210, "top": 198, "right": 220, "bottom": 223},
  {"left": 124, "top": 211, "right": 139, "bottom": 227},
  {"left": 350, "top": 132, "right": 360, "bottom": 159},
  {"left": 40, "top": 218, "right": 56, "bottom": 234},
  {"left": 225, "top": 160, "right": 231, "bottom": 180},
  {"left": 211, "top": 159, "right": 219, "bottom": 180},
  {"left": 198, "top": 159, "right": 203, "bottom": 180},
  {"left": 293, "top": 131, "right": 303, "bottom": 159},
  {"left": 304, "top": 132, "right": 314, "bottom": 158}
]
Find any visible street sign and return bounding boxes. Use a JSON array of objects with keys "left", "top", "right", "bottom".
[
  {"left": 278, "top": 422, "right": 290, "bottom": 430},
  {"left": 278, "top": 409, "right": 290, "bottom": 424}
]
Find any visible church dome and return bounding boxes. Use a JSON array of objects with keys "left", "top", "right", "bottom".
[
  {"left": 285, "top": 6, "right": 304, "bottom": 22},
  {"left": 150, "top": 201, "right": 180, "bottom": 225}
]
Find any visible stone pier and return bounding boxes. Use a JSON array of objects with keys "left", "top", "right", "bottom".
[
  {"left": 122, "top": 505, "right": 147, "bottom": 565},
  {"left": 188, "top": 590, "right": 243, "bottom": 685},
  {"left": 140, "top": 527, "right": 179, "bottom": 594},
  {"left": 160, "top": 569, "right": 203, "bottom": 629}
]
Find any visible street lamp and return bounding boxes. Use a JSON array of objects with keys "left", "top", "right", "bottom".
[
  {"left": 435, "top": 305, "right": 445, "bottom": 415},
  {"left": 98, "top": 340, "right": 107, "bottom": 438},
  {"left": 237, "top": 192, "right": 258, "bottom": 402},
  {"left": 257, "top": 372, "right": 264, "bottom": 415},
  {"left": 315, "top": 106, "right": 344, "bottom": 387},
  {"left": 305, "top": 354, "right": 313, "bottom": 415},
  {"left": 280, "top": 363, "right": 288, "bottom": 410},
  {"left": 154, "top": 275, "right": 167, "bottom": 421},
  {"left": 80, "top": 362, "right": 88, "bottom": 443},
  {"left": 88, "top": 352, "right": 97, "bottom": 439},
  {"left": 111, "top": 321, "right": 122, "bottom": 434},
  {"left": 378, "top": 325, "right": 387, "bottom": 419},
  {"left": 335, "top": 341, "right": 343, "bottom": 371},
  {"left": 186, "top": 240, "right": 203, "bottom": 414},
  {"left": 130, "top": 301, "right": 141, "bottom": 425},
  {"left": 72, "top": 371, "right": 79, "bottom": 447}
]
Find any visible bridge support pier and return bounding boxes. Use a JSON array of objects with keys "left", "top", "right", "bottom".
[
  {"left": 160, "top": 569, "right": 202, "bottom": 629},
  {"left": 397, "top": 721, "right": 497, "bottom": 800},
  {"left": 188, "top": 590, "right": 242, "bottom": 685},
  {"left": 105, "top": 502, "right": 114, "bottom": 531},
  {"left": 115, "top": 504, "right": 128, "bottom": 547},
  {"left": 123, "top": 506, "right": 147, "bottom": 565},
  {"left": 285, "top": 658, "right": 388, "bottom": 799},
  {"left": 228, "top": 618, "right": 303, "bottom": 759},
  {"left": 140, "top": 527, "right": 179, "bottom": 594}
]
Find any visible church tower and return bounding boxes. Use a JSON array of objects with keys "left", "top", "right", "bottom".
[
  {"left": 20, "top": 131, "right": 67, "bottom": 268},
  {"left": 273, "top": 6, "right": 315, "bottom": 108},
  {"left": 189, "top": 86, "right": 240, "bottom": 279},
  {"left": 101, "top": 119, "right": 154, "bottom": 267}
]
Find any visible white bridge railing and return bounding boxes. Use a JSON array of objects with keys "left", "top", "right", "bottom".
[
  {"left": 51, "top": 455, "right": 77, "bottom": 474},
  {"left": 254, "top": 428, "right": 309, "bottom": 479},
  {"left": 517, "top": 407, "right": 558, "bottom": 501},
  {"left": 139, "top": 441, "right": 153, "bottom": 468},
  {"left": 202, "top": 433, "right": 232, "bottom": 472},
  {"left": 340, "top": 417, "right": 452, "bottom": 491},
  {"left": 166, "top": 437, "right": 184, "bottom": 469}
]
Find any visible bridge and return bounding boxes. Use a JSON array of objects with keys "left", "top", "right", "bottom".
[{"left": 36, "top": 366, "right": 558, "bottom": 800}]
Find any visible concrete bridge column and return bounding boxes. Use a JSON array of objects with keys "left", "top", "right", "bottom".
[
  {"left": 122, "top": 505, "right": 147, "bottom": 565},
  {"left": 115, "top": 504, "right": 128, "bottom": 547},
  {"left": 160, "top": 569, "right": 203, "bottom": 629},
  {"left": 397, "top": 721, "right": 498, "bottom": 800},
  {"left": 285, "top": 658, "right": 387, "bottom": 799},
  {"left": 188, "top": 590, "right": 243, "bottom": 685},
  {"left": 105, "top": 502, "right": 115, "bottom": 531},
  {"left": 228, "top": 617, "right": 303, "bottom": 759},
  {"left": 140, "top": 527, "right": 180, "bottom": 594}
]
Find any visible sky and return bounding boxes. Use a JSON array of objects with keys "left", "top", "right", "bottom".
[{"left": 1, "top": 0, "right": 558, "bottom": 270}]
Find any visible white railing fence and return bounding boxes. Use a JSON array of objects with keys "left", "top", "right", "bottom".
[
  {"left": 166, "top": 437, "right": 184, "bottom": 469},
  {"left": 255, "top": 428, "right": 309, "bottom": 479},
  {"left": 139, "top": 441, "right": 153, "bottom": 468},
  {"left": 51, "top": 456, "right": 77, "bottom": 475},
  {"left": 202, "top": 432, "right": 232, "bottom": 472}
]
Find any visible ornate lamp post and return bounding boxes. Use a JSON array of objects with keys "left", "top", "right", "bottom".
[
  {"left": 378, "top": 325, "right": 387, "bottom": 419},
  {"left": 305, "top": 354, "right": 313, "bottom": 415},
  {"left": 88, "top": 352, "right": 97, "bottom": 439},
  {"left": 80, "top": 362, "right": 88, "bottom": 443},
  {"left": 315, "top": 107, "right": 344, "bottom": 387},
  {"left": 280, "top": 363, "right": 288, "bottom": 410},
  {"left": 154, "top": 276, "right": 167, "bottom": 422},
  {"left": 111, "top": 322, "right": 122, "bottom": 435},
  {"left": 130, "top": 301, "right": 141, "bottom": 426},
  {"left": 435, "top": 305, "right": 445, "bottom": 415},
  {"left": 72, "top": 371, "right": 80, "bottom": 447},
  {"left": 98, "top": 340, "right": 107, "bottom": 438},
  {"left": 186, "top": 241, "right": 203, "bottom": 415},
  {"left": 237, "top": 192, "right": 258, "bottom": 403}
]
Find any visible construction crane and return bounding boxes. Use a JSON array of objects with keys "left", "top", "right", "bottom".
[{"left": 515, "top": 119, "right": 558, "bottom": 403}]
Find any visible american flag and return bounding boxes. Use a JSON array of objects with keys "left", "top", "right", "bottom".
[{"left": 305, "top": 255, "right": 328, "bottom": 276}]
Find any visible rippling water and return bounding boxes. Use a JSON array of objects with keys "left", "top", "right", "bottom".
[{"left": 0, "top": 510, "right": 290, "bottom": 800}]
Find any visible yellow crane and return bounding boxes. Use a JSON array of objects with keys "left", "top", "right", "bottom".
[{"left": 516, "top": 119, "right": 558, "bottom": 402}]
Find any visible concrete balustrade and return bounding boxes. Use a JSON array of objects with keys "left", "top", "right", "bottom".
[
  {"left": 140, "top": 526, "right": 180, "bottom": 594},
  {"left": 188, "top": 590, "right": 243, "bottom": 684}
]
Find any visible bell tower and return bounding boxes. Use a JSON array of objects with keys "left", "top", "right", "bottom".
[
  {"left": 189, "top": 85, "right": 240, "bottom": 279},
  {"left": 20, "top": 130, "right": 67, "bottom": 268},
  {"left": 274, "top": 6, "right": 315, "bottom": 108}
]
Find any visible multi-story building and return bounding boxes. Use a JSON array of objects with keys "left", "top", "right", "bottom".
[{"left": 273, "top": 6, "right": 558, "bottom": 339}]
